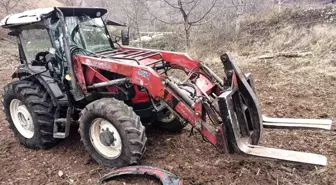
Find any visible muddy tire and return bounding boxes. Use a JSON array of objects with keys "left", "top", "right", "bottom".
[
  {"left": 157, "top": 111, "right": 186, "bottom": 132},
  {"left": 79, "top": 98, "right": 147, "bottom": 168},
  {"left": 2, "top": 80, "right": 57, "bottom": 149},
  {"left": 157, "top": 119, "right": 186, "bottom": 132}
]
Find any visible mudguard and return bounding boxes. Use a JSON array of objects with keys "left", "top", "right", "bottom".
[
  {"left": 12, "top": 67, "right": 66, "bottom": 106},
  {"left": 99, "top": 165, "right": 183, "bottom": 185}
]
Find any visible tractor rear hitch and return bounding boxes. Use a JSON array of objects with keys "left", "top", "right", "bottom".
[{"left": 218, "top": 53, "right": 332, "bottom": 166}]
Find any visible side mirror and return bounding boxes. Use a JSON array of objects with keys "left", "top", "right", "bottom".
[
  {"left": 121, "top": 29, "right": 130, "bottom": 46},
  {"left": 45, "top": 48, "right": 58, "bottom": 75}
]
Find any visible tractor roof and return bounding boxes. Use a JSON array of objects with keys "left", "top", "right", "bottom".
[{"left": 0, "top": 7, "right": 107, "bottom": 28}]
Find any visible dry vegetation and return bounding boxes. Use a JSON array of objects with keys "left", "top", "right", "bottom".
[{"left": 0, "top": 3, "right": 336, "bottom": 185}]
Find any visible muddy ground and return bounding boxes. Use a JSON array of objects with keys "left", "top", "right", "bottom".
[{"left": 0, "top": 41, "right": 335, "bottom": 185}]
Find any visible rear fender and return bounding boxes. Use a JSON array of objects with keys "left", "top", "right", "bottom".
[
  {"left": 99, "top": 166, "right": 183, "bottom": 185},
  {"left": 12, "top": 68, "right": 65, "bottom": 107}
]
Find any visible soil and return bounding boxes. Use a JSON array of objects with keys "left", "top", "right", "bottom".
[{"left": 0, "top": 40, "right": 335, "bottom": 185}]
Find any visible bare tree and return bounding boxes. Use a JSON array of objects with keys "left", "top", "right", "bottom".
[
  {"left": 118, "top": 0, "right": 148, "bottom": 47},
  {"left": 0, "top": 0, "right": 20, "bottom": 14},
  {"left": 277, "top": 0, "right": 283, "bottom": 12},
  {"left": 60, "top": 0, "right": 84, "bottom": 7},
  {"left": 147, "top": 0, "right": 218, "bottom": 49},
  {"left": 230, "top": 0, "right": 252, "bottom": 37}
]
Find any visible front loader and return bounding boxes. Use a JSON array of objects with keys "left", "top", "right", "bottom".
[{"left": 0, "top": 7, "right": 331, "bottom": 168}]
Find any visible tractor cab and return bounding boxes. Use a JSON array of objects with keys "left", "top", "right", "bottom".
[
  {"left": 0, "top": 7, "right": 129, "bottom": 100},
  {"left": 1, "top": 7, "right": 129, "bottom": 66}
]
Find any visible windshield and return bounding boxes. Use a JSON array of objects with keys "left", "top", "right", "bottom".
[{"left": 66, "top": 16, "right": 114, "bottom": 53}]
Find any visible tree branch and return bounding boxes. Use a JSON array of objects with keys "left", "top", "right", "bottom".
[
  {"left": 190, "top": 8, "right": 220, "bottom": 26},
  {"left": 186, "top": 0, "right": 201, "bottom": 16},
  {"left": 178, "top": 0, "right": 188, "bottom": 23},
  {"left": 145, "top": 2, "right": 183, "bottom": 25},
  {"left": 188, "top": 0, "right": 218, "bottom": 24},
  {"left": 162, "top": 0, "right": 180, "bottom": 9}
]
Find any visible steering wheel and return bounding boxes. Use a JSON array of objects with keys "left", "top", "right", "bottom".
[
  {"left": 35, "top": 51, "right": 49, "bottom": 62},
  {"left": 70, "top": 24, "right": 80, "bottom": 45}
]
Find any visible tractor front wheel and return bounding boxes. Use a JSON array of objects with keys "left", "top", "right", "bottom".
[{"left": 79, "top": 98, "right": 147, "bottom": 168}]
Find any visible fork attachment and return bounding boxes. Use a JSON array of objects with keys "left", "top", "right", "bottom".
[{"left": 217, "top": 53, "right": 331, "bottom": 166}]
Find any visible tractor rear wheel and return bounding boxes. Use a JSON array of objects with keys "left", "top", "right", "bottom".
[
  {"left": 2, "top": 80, "right": 57, "bottom": 149},
  {"left": 157, "top": 110, "right": 186, "bottom": 132},
  {"left": 79, "top": 98, "right": 147, "bottom": 168}
]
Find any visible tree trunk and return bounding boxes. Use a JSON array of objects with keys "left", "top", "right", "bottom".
[
  {"left": 235, "top": 17, "right": 241, "bottom": 38},
  {"left": 184, "top": 25, "right": 191, "bottom": 52},
  {"left": 278, "top": 0, "right": 282, "bottom": 12},
  {"left": 5, "top": 7, "right": 9, "bottom": 15},
  {"left": 136, "top": 24, "right": 142, "bottom": 48},
  {"left": 177, "top": 0, "right": 191, "bottom": 51}
]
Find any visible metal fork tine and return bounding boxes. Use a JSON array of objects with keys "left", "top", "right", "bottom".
[
  {"left": 242, "top": 143, "right": 327, "bottom": 166},
  {"left": 263, "top": 115, "right": 332, "bottom": 130}
]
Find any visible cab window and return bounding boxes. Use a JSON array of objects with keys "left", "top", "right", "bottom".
[{"left": 21, "top": 29, "right": 52, "bottom": 62}]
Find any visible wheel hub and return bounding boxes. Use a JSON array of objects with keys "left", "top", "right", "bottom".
[
  {"left": 89, "top": 118, "right": 122, "bottom": 159},
  {"left": 10, "top": 99, "right": 34, "bottom": 139},
  {"left": 17, "top": 107, "right": 32, "bottom": 129},
  {"left": 159, "top": 111, "right": 176, "bottom": 123},
  {"left": 99, "top": 129, "right": 115, "bottom": 146}
]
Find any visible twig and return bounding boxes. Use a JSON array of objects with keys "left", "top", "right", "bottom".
[
  {"left": 258, "top": 51, "right": 313, "bottom": 59},
  {"left": 256, "top": 168, "right": 260, "bottom": 175}
]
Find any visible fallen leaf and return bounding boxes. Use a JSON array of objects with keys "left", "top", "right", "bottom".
[{"left": 58, "top": 170, "right": 64, "bottom": 177}]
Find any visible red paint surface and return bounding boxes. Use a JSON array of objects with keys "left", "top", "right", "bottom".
[{"left": 72, "top": 48, "right": 221, "bottom": 147}]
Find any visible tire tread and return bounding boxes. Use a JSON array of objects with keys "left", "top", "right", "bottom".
[
  {"left": 79, "top": 98, "right": 147, "bottom": 168},
  {"left": 2, "top": 80, "right": 57, "bottom": 149}
]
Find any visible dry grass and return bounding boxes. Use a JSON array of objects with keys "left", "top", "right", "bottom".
[{"left": 188, "top": 6, "right": 336, "bottom": 87}]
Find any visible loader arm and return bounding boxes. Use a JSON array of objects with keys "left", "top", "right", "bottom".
[{"left": 73, "top": 50, "right": 331, "bottom": 166}]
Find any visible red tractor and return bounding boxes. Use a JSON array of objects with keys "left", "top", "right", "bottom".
[{"left": 0, "top": 7, "right": 332, "bottom": 168}]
